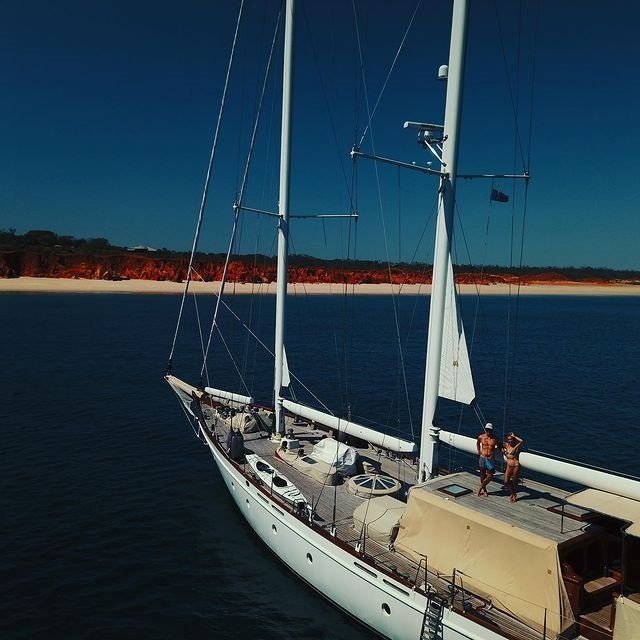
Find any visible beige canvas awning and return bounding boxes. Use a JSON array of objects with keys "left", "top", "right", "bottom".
[
  {"left": 613, "top": 596, "right": 640, "bottom": 640},
  {"left": 566, "top": 489, "right": 640, "bottom": 537},
  {"left": 394, "top": 484, "right": 575, "bottom": 637}
]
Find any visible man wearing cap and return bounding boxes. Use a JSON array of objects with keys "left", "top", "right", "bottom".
[{"left": 477, "top": 423, "right": 499, "bottom": 496}]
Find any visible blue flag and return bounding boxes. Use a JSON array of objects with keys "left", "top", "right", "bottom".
[{"left": 490, "top": 188, "right": 509, "bottom": 203}]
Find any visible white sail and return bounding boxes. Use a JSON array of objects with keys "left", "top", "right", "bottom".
[
  {"left": 281, "top": 399, "right": 417, "bottom": 455},
  {"left": 438, "top": 255, "right": 475, "bottom": 405},
  {"left": 282, "top": 346, "right": 291, "bottom": 388}
]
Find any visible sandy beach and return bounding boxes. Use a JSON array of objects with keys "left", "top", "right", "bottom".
[{"left": 1, "top": 276, "right": 639, "bottom": 296}]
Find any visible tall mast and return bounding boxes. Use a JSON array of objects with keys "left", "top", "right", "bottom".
[
  {"left": 274, "top": 0, "right": 295, "bottom": 437},
  {"left": 418, "top": 0, "right": 468, "bottom": 481}
]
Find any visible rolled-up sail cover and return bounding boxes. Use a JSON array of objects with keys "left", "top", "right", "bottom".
[
  {"left": 204, "top": 386, "right": 254, "bottom": 405},
  {"left": 281, "top": 399, "right": 416, "bottom": 455}
]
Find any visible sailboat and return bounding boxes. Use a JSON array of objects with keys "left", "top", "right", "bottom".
[{"left": 166, "top": 2, "right": 640, "bottom": 639}]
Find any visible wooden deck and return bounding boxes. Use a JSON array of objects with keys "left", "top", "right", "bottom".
[
  {"left": 201, "top": 403, "right": 593, "bottom": 640},
  {"left": 421, "top": 473, "right": 602, "bottom": 544}
]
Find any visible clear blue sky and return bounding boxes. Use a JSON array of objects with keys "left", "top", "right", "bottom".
[{"left": 2, "top": 1, "right": 639, "bottom": 270}]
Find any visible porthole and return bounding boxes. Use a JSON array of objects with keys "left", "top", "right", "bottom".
[
  {"left": 245, "top": 480, "right": 250, "bottom": 487},
  {"left": 381, "top": 603, "right": 391, "bottom": 616},
  {"left": 272, "top": 524, "right": 277, "bottom": 534},
  {"left": 306, "top": 553, "right": 313, "bottom": 564},
  {"left": 245, "top": 498, "right": 250, "bottom": 507},
  {"left": 231, "top": 481, "right": 235, "bottom": 490}
]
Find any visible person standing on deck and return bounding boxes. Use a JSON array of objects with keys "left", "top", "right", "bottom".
[
  {"left": 477, "top": 423, "right": 499, "bottom": 496},
  {"left": 502, "top": 432, "right": 524, "bottom": 503}
]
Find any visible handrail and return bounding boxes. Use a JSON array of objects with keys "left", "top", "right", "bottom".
[{"left": 414, "top": 554, "right": 428, "bottom": 590}]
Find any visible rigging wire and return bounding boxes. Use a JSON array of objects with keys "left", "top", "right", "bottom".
[
  {"left": 444, "top": 204, "right": 491, "bottom": 471},
  {"left": 248, "top": 237, "right": 277, "bottom": 393},
  {"left": 501, "top": 0, "right": 529, "bottom": 439},
  {"left": 193, "top": 292, "right": 209, "bottom": 380},
  {"left": 177, "top": 398, "right": 204, "bottom": 442},
  {"left": 526, "top": 1, "right": 541, "bottom": 171},
  {"left": 215, "top": 326, "right": 253, "bottom": 399},
  {"left": 484, "top": 0, "right": 538, "bottom": 439},
  {"left": 207, "top": 283, "right": 336, "bottom": 418},
  {"left": 338, "top": 197, "right": 358, "bottom": 420},
  {"left": 355, "top": 0, "right": 423, "bottom": 150},
  {"left": 200, "top": 5, "right": 283, "bottom": 381},
  {"left": 300, "top": 4, "right": 356, "bottom": 210},
  {"left": 166, "top": 0, "right": 245, "bottom": 372},
  {"left": 491, "top": 0, "right": 527, "bottom": 174},
  {"left": 501, "top": 1, "right": 523, "bottom": 441},
  {"left": 241, "top": 64, "right": 279, "bottom": 391},
  {"left": 352, "top": 0, "right": 416, "bottom": 441},
  {"left": 300, "top": 0, "right": 364, "bottom": 420},
  {"left": 504, "top": 6, "right": 540, "bottom": 416}
]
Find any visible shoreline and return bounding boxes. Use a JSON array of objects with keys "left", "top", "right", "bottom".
[{"left": 1, "top": 276, "right": 640, "bottom": 296}]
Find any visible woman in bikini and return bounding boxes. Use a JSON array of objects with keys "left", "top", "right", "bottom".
[{"left": 502, "top": 432, "right": 524, "bottom": 503}]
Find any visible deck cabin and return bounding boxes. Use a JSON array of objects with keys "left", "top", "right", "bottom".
[{"left": 397, "top": 472, "right": 640, "bottom": 640}]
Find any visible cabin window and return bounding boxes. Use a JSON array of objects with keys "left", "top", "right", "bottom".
[
  {"left": 381, "top": 603, "right": 391, "bottom": 616},
  {"left": 306, "top": 553, "right": 313, "bottom": 564}
]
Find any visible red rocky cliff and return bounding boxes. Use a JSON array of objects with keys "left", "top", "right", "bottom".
[{"left": 0, "top": 251, "right": 607, "bottom": 286}]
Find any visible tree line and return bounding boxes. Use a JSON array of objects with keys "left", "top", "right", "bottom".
[{"left": 1, "top": 229, "right": 638, "bottom": 281}]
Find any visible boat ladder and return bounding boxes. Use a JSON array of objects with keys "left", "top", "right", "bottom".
[{"left": 421, "top": 597, "right": 444, "bottom": 640}]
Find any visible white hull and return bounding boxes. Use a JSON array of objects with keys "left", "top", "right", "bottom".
[{"left": 204, "top": 429, "right": 503, "bottom": 640}]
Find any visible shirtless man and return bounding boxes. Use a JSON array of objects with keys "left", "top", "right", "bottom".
[{"left": 477, "top": 423, "right": 499, "bottom": 496}]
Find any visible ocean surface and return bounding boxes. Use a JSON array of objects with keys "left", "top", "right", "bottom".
[{"left": 2, "top": 292, "right": 639, "bottom": 639}]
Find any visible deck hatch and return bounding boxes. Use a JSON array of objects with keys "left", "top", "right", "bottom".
[{"left": 437, "top": 483, "right": 472, "bottom": 498}]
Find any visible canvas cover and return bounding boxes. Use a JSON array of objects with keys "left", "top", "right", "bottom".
[
  {"left": 242, "top": 416, "right": 260, "bottom": 433},
  {"left": 312, "top": 438, "right": 358, "bottom": 476},
  {"left": 613, "top": 596, "right": 640, "bottom": 640},
  {"left": 277, "top": 448, "right": 338, "bottom": 485},
  {"left": 353, "top": 496, "right": 406, "bottom": 545},
  {"left": 567, "top": 488, "right": 640, "bottom": 537},
  {"left": 394, "top": 485, "right": 575, "bottom": 637}
]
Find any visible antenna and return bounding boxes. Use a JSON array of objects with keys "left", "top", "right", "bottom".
[{"left": 403, "top": 121, "right": 445, "bottom": 145}]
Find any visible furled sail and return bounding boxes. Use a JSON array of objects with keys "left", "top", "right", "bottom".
[
  {"left": 204, "top": 386, "right": 254, "bottom": 405},
  {"left": 281, "top": 399, "right": 417, "bottom": 455},
  {"left": 438, "top": 256, "right": 475, "bottom": 405},
  {"left": 282, "top": 346, "right": 291, "bottom": 388}
]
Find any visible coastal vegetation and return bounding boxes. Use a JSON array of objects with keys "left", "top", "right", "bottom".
[{"left": 1, "top": 229, "right": 638, "bottom": 283}]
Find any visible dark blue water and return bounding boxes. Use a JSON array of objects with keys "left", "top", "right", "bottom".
[{"left": 2, "top": 293, "right": 639, "bottom": 639}]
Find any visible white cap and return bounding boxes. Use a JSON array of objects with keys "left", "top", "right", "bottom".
[{"left": 485, "top": 423, "right": 493, "bottom": 430}]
